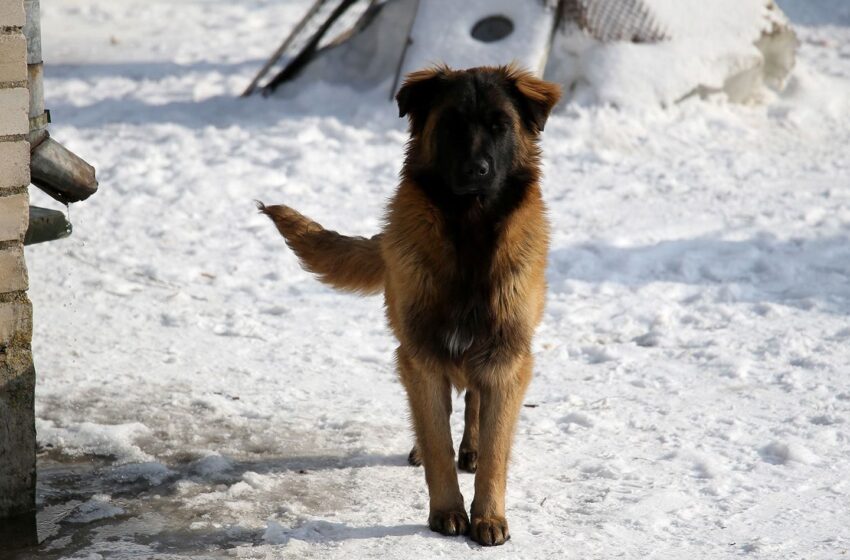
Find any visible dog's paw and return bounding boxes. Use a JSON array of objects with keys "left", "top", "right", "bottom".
[
  {"left": 471, "top": 516, "right": 510, "bottom": 546},
  {"left": 457, "top": 448, "right": 478, "bottom": 473},
  {"left": 428, "top": 509, "right": 470, "bottom": 537},
  {"left": 407, "top": 445, "right": 422, "bottom": 467}
]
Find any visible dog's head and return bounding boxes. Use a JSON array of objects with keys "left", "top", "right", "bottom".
[{"left": 397, "top": 64, "right": 561, "bottom": 200}]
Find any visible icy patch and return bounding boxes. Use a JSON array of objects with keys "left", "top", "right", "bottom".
[
  {"left": 66, "top": 495, "right": 125, "bottom": 524},
  {"left": 108, "top": 462, "right": 175, "bottom": 487},
  {"left": 190, "top": 453, "right": 234, "bottom": 481},
  {"left": 263, "top": 519, "right": 289, "bottom": 545}
]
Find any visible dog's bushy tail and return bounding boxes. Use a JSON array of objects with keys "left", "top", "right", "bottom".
[{"left": 258, "top": 202, "right": 385, "bottom": 295}]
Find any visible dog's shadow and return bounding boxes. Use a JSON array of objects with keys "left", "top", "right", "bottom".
[
  {"left": 222, "top": 451, "right": 412, "bottom": 479},
  {"left": 24, "top": 451, "right": 443, "bottom": 559},
  {"left": 264, "top": 519, "right": 445, "bottom": 545}
]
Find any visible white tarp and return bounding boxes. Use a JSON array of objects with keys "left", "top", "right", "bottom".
[{"left": 399, "top": 0, "right": 556, "bottom": 77}]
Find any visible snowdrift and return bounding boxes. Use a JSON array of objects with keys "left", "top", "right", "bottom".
[
  {"left": 547, "top": 0, "right": 799, "bottom": 106},
  {"left": 258, "top": 0, "right": 798, "bottom": 107}
]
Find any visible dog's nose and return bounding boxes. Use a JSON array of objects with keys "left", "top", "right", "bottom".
[{"left": 464, "top": 159, "right": 490, "bottom": 178}]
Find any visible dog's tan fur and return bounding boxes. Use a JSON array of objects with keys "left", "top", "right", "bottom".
[{"left": 261, "top": 64, "right": 560, "bottom": 546}]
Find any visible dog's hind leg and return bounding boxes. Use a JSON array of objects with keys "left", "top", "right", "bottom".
[
  {"left": 407, "top": 444, "right": 422, "bottom": 466},
  {"left": 458, "top": 390, "right": 479, "bottom": 473},
  {"left": 397, "top": 350, "right": 468, "bottom": 537},
  {"left": 410, "top": 389, "right": 479, "bottom": 472},
  {"left": 470, "top": 355, "right": 533, "bottom": 546}
]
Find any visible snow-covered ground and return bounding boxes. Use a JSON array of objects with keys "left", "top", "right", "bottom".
[{"left": 15, "top": 0, "right": 850, "bottom": 558}]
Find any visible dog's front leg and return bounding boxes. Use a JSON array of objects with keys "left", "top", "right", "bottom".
[
  {"left": 470, "top": 354, "right": 532, "bottom": 546},
  {"left": 397, "top": 350, "right": 468, "bottom": 536}
]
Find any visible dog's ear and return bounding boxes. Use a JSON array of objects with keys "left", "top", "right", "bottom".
[
  {"left": 504, "top": 65, "right": 562, "bottom": 133},
  {"left": 396, "top": 66, "right": 448, "bottom": 133}
]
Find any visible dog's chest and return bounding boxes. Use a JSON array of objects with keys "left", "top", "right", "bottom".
[
  {"left": 430, "top": 228, "right": 511, "bottom": 362},
  {"left": 440, "top": 267, "right": 493, "bottom": 358}
]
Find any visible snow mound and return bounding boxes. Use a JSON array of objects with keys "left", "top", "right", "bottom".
[
  {"left": 546, "top": 0, "right": 798, "bottom": 106},
  {"left": 265, "top": 0, "right": 796, "bottom": 108},
  {"left": 36, "top": 419, "right": 154, "bottom": 463}
]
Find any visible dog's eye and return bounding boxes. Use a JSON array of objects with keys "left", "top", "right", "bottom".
[{"left": 490, "top": 121, "right": 506, "bottom": 133}]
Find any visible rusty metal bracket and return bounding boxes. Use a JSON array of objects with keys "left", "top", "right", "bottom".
[{"left": 27, "top": 109, "right": 50, "bottom": 131}]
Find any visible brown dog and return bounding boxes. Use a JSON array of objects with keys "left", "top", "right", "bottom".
[{"left": 260, "top": 64, "right": 560, "bottom": 546}]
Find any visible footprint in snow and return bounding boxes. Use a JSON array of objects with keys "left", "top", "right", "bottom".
[
  {"left": 758, "top": 441, "right": 820, "bottom": 466},
  {"left": 560, "top": 412, "right": 594, "bottom": 430},
  {"left": 581, "top": 345, "right": 617, "bottom": 364}
]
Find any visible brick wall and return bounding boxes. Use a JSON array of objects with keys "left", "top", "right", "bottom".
[{"left": 0, "top": 0, "right": 35, "bottom": 519}]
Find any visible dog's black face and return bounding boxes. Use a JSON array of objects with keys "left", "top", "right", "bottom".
[
  {"left": 429, "top": 73, "right": 518, "bottom": 197},
  {"left": 397, "top": 65, "right": 561, "bottom": 208}
]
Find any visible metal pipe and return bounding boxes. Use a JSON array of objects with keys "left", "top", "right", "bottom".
[
  {"left": 23, "top": 0, "right": 46, "bottom": 143},
  {"left": 30, "top": 134, "right": 97, "bottom": 204},
  {"left": 24, "top": 0, "right": 97, "bottom": 204}
]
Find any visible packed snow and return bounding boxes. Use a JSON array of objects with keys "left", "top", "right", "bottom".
[{"left": 13, "top": 0, "right": 850, "bottom": 558}]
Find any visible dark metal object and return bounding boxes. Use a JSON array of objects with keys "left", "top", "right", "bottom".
[
  {"left": 388, "top": 0, "right": 420, "bottom": 100},
  {"left": 262, "top": 0, "right": 361, "bottom": 96},
  {"left": 24, "top": 206, "right": 72, "bottom": 245},
  {"left": 29, "top": 134, "right": 98, "bottom": 204},
  {"left": 471, "top": 15, "right": 514, "bottom": 43},
  {"left": 23, "top": 0, "right": 41, "bottom": 63},
  {"left": 242, "top": 0, "right": 328, "bottom": 97},
  {"left": 24, "top": 0, "right": 98, "bottom": 205},
  {"left": 23, "top": 0, "right": 46, "bottom": 144}
]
